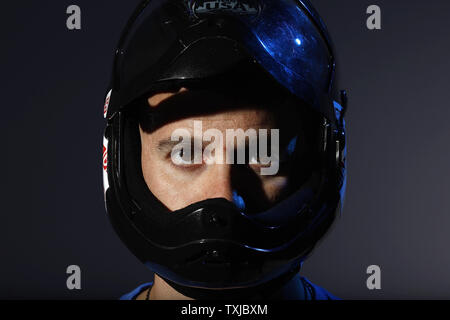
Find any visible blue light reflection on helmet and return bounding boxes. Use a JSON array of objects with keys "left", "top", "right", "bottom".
[{"left": 237, "top": 0, "right": 334, "bottom": 119}]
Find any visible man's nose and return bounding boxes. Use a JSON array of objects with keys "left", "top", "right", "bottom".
[
  {"left": 200, "top": 164, "right": 246, "bottom": 210},
  {"left": 202, "top": 163, "right": 235, "bottom": 202}
]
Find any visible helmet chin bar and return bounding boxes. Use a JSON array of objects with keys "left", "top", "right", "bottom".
[
  {"left": 161, "top": 261, "right": 303, "bottom": 300},
  {"left": 103, "top": 95, "right": 346, "bottom": 294}
]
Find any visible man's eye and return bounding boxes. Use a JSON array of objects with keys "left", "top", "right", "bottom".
[
  {"left": 248, "top": 152, "right": 282, "bottom": 165},
  {"left": 171, "top": 147, "right": 192, "bottom": 165}
]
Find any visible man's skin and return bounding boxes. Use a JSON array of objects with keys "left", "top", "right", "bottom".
[{"left": 135, "top": 88, "right": 306, "bottom": 300}]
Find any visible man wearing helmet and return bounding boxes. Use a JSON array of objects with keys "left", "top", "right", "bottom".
[{"left": 103, "top": 0, "right": 347, "bottom": 300}]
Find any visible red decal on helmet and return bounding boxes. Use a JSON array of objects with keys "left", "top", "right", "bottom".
[
  {"left": 104, "top": 90, "right": 112, "bottom": 118},
  {"left": 103, "top": 145, "right": 108, "bottom": 171}
]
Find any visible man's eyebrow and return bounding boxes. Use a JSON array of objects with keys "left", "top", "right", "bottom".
[
  {"left": 156, "top": 137, "right": 204, "bottom": 153},
  {"left": 156, "top": 132, "right": 293, "bottom": 153},
  {"left": 157, "top": 139, "right": 180, "bottom": 152}
]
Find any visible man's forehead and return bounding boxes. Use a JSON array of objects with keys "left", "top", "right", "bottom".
[
  {"left": 148, "top": 109, "right": 278, "bottom": 136},
  {"left": 146, "top": 86, "right": 265, "bottom": 110},
  {"left": 139, "top": 85, "right": 303, "bottom": 135},
  {"left": 148, "top": 87, "right": 188, "bottom": 108}
]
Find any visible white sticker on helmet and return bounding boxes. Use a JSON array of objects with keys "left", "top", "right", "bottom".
[
  {"left": 103, "top": 89, "right": 112, "bottom": 118},
  {"left": 103, "top": 135, "right": 109, "bottom": 198}
]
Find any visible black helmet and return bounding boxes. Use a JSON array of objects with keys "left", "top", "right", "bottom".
[{"left": 102, "top": 0, "right": 348, "bottom": 299}]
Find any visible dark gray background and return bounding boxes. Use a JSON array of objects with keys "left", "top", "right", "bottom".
[{"left": 1, "top": 0, "right": 449, "bottom": 299}]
